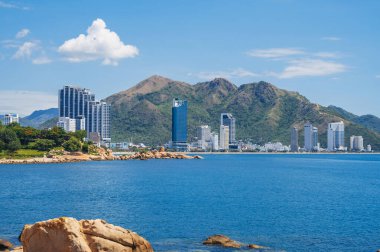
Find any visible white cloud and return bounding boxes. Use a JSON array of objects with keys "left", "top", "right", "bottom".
[
  {"left": 0, "top": 90, "right": 57, "bottom": 116},
  {"left": 0, "top": 1, "right": 29, "bottom": 10},
  {"left": 12, "top": 41, "right": 39, "bottom": 59},
  {"left": 58, "top": 18, "right": 138, "bottom": 65},
  {"left": 247, "top": 48, "right": 304, "bottom": 58},
  {"left": 321, "top": 37, "right": 341, "bottom": 41},
  {"left": 32, "top": 56, "right": 51, "bottom": 64},
  {"left": 275, "top": 59, "right": 347, "bottom": 79},
  {"left": 194, "top": 68, "right": 258, "bottom": 80},
  {"left": 16, "top": 28, "right": 30, "bottom": 39},
  {"left": 314, "top": 52, "right": 340, "bottom": 58}
]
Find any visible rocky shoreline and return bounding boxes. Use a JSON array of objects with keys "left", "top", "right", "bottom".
[
  {"left": 1, "top": 218, "right": 266, "bottom": 252},
  {"left": 0, "top": 148, "right": 202, "bottom": 164}
]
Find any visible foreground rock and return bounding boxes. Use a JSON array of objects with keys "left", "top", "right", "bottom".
[
  {"left": 203, "top": 235, "right": 241, "bottom": 248},
  {"left": 0, "top": 239, "right": 13, "bottom": 251},
  {"left": 17, "top": 217, "right": 153, "bottom": 252},
  {"left": 120, "top": 150, "right": 202, "bottom": 160}
]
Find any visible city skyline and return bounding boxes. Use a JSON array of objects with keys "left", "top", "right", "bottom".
[{"left": 1, "top": 1, "right": 380, "bottom": 117}]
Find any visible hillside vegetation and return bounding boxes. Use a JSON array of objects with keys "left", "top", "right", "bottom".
[{"left": 106, "top": 75, "right": 380, "bottom": 149}]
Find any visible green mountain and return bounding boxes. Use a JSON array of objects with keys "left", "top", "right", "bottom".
[
  {"left": 105, "top": 75, "right": 380, "bottom": 150},
  {"left": 327, "top": 105, "right": 380, "bottom": 133},
  {"left": 20, "top": 108, "right": 58, "bottom": 128}
]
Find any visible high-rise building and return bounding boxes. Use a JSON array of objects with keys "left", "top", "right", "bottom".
[
  {"left": 304, "top": 122, "right": 313, "bottom": 151},
  {"left": 197, "top": 125, "right": 212, "bottom": 150},
  {"left": 312, "top": 127, "right": 319, "bottom": 151},
  {"left": 290, "top": 127, "right": 299, "bottom": 152},
  {"left": 327, "top": 121, "right": 345, "bottom": 151},
  {"left": 59, "top": 86, "right": 95, "bottom": 119},
  {"left": 172, "top": 98, "right": 188, "bottom": 151},
  {"left": 3, "top": 113, "right": 19, "bottom": 125},
  {"left": 211, "top": 132, "right": 219, "bottom": 151},
  {"left": 219, "top": 125, "right": 229, "bottom": 150},
  {"left": 87, "top": 101, "right": 111, "bottom": 144},
  {"left": 58, "top": 85, "right": 110, "bottom": 144},
  {"left": 220, "top": 113, "right": 236, "bottom": 147},
  {"left": 350, "top": 135, "right": 364, "bottom": 151},
  {"left": 57, "top": 117, "right": 76, "bottom": 132}
]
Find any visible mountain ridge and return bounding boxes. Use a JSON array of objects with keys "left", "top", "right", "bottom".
[{"left": 105, "top": 75, "right": 380, "bottom": 149}]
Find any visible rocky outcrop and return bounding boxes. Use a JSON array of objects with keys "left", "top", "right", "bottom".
[
  {"left": 0, "top": 239, "right": 13, "bottom": 251},
  {"left": 0, "top": 147, "right": 117, "bottom": 165},
  {"left": 120, "top": 150, "right": 202, "bottom": 160},
  {"left": 248, "top": 244, "right": 267, "bottom": 249},
  {"left": 203, "top": 235, "right": 241, "bottom": 248},
  {"left": 18, "top": 217, "right": 153, "bottom": 252}
]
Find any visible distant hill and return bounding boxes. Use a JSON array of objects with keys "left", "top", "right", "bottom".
[
  {"left": 327, "top": 105, "right": 380, "bottom": 134},
  {"left": 20, "top": 108, "right": 58, "bottom": 128},
  {"left": 105, "top": 75, "right": 380, "bottom": 150}
]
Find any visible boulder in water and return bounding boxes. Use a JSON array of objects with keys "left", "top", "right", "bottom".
[
  {"left": 19, "top": 217, "right": 153, "bottom": 252},
  {"left": 203, "top": 234, "right": 241, "bottom": 248}
]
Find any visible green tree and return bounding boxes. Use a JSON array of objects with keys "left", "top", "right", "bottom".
[
  {"left": 0, "top": 128, "right": 21, "bottom": 153},
  {"left": 33, "top": 139, "right": 55, "bottom": 151},
  {"left": 70, "top": 130, "right": 87, "bottom": 141},
  {"left": 12, "top": 125, "right": 39, "bottom": 146},
  {"left": 62, "top": 137, "right": 81, "bottom": 152},
  {"left": 40, "top": 126, "right": 68, "bottom": 146}
]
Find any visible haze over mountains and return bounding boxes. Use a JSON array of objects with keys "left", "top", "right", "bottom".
[{"left": 5, "top": 75, "right": 380, "bottom": 150}]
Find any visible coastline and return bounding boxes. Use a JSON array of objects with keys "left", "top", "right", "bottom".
[
  {"left": 187, "top": 151, "right": 379, "bottom": 155},
  {"left": 0, "top": 150, "right": 202, "bottom": 164}
]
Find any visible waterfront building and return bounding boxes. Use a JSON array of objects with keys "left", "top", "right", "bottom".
[
  {"left": 59, "top": 86, "right": 95, "bottom": 119},
  {"left": 197, "top": 125, "right": 212, "bottom": 150},
  {"left": 327, "top": 121, "right": 345, "bottom": 151},
  {"left": 220, "top": 113, "right": 236, "bottom": 146},
  {"left": 87, "top": 101, "right": 111, "bottom": 144},
  {"left": 350, "top": 135, "right": 364, "bottom": 151},
  {"left": 304, "top": 122, "right": 313, "bottom": 151},
  {"left": 75, "top": 116, "right": 86, "bottom": 131},
  {"left": 57, "top": 117, "right": 76, "bottom": 132},
  {"left": 3, "top": 113, "right": 19, "bottom": 125},
  {"left": 312, "top": 127, "right": 319, "bottom": 151},
  {"left": 367, "top": 144, "right": 372, "bottom": 152},
  {"left": 58, "top": 85, "right": 111, "bottom": 144},
  {"left": 290, "top": 127, "right": 299, "bottom": 152},
  {"left": 172, "top": 98, "right": 188, "bottom": 151},
  {"left": 211, "top": 132, "right": 219, "bottom": 151},
  {"left": 219, "top": 125, "right": 229, "bottom": 150}
]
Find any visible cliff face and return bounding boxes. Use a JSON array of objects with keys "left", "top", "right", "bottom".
[{"left": 105, "top": 75, "right": 380, "bottom": 149}]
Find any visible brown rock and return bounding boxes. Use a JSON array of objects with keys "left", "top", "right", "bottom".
[
  {"left": 0, "top": 239, "right": 13, "bottom": 251},
  {"left": 203, "top": 235, "right": 241, "bottom": 248},
  {"left": 19, "top": 217, "right": 153, "bottom": 252},
  {"left": 248, "top": 244, "right": 267, "bottom": 249},
  {"left": 10, "top": 246, "right": 22, "bottom": 252}
]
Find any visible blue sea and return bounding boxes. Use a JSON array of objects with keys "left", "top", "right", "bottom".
[{"left": 1, "top": 154, "right": 380, "bottom": 251}]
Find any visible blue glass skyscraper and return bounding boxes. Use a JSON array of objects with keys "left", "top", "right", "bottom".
[{"left": 172, "top": 98, "right": 188, "bottom": 151}]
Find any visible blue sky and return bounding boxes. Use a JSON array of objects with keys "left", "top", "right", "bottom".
[{"left": 0, "top": 0, "right": 379, "bottom": 116}]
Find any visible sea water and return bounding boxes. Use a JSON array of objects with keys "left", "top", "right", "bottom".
[{"left": 1, "top": 154, "right": 380, "bottom": 251}]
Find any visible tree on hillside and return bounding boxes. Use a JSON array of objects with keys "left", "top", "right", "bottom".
[
  {"left": 62, "top": 137, "right": 81, "bottom": 152},
  {"left": 40, "top": 126, "right": 68, "bottom": 146},
  {"left": 32, "top": 139, "right": 56, "bottom": 151},
  {"left": 0, "top": 128, "right": 21, "bottom": 153},
  {"left": 11, "top": 125, "right": 39, "bottom": 146},
  {"left": 70, "top": 130, "right": 87, "bottom": 141}
]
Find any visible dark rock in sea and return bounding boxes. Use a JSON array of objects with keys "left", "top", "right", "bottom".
[
  {"left": 203, "top": 234, "right": 241, "bottom": 248},
  {"left": 0, "top": 239, "right": 13, "bottom": 251},
  {"left": 248, "top": 243, "right": 267, "bottom": 249}
]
